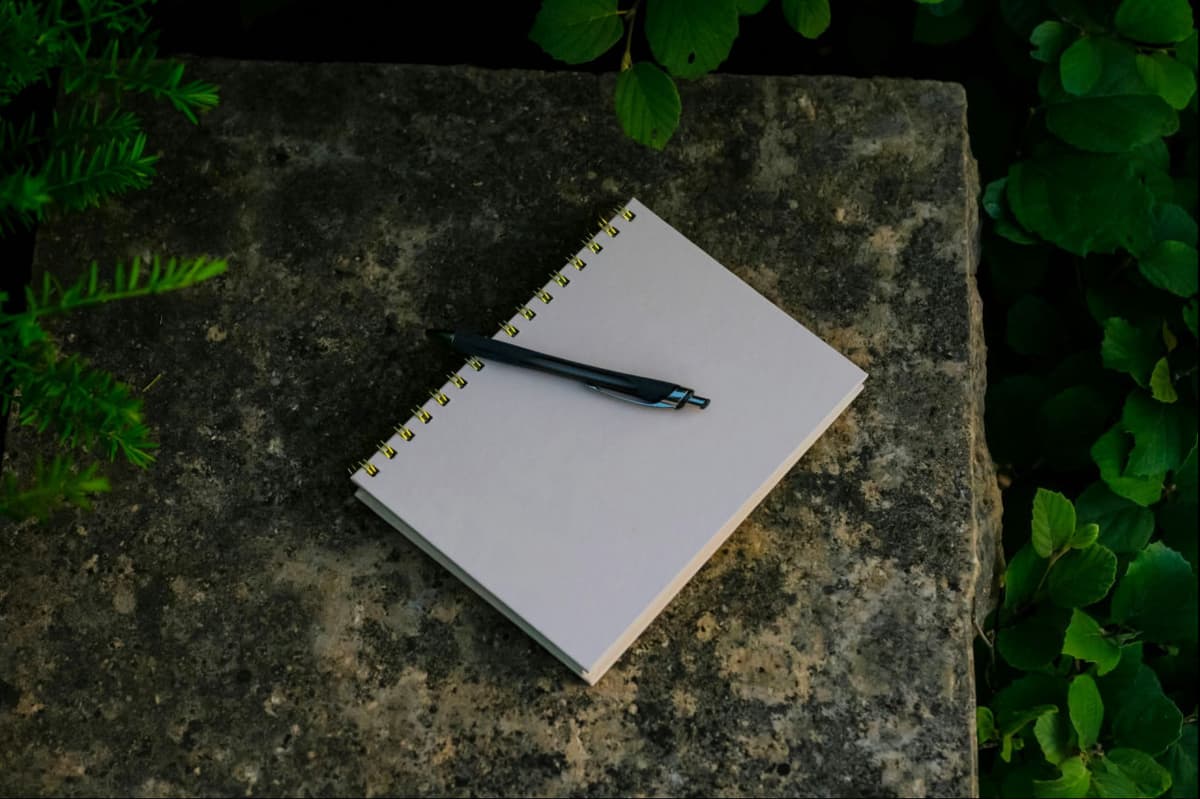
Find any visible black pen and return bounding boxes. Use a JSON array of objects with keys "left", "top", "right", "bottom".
[{"left": 427, "top": 329, "right": 710, "bottom": 410}]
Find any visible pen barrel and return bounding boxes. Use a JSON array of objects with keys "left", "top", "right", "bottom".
[{"left": 452, "top": 332, "right": 678, "bottom": 402}]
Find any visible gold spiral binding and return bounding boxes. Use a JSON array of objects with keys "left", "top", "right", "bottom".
[{"left": 351, "top": 204, "right": 639, "bottom": 478}]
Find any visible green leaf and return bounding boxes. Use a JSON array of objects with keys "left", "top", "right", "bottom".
[
  {"left": 1150, "top": 357, "right": 1178, "bottom": 402},
  {"left": 994, "top": 672, "right": 1068, "bottom": 733},
  {"left": 614, "top": 63, "right": 682, "bottom": 151},
  {"left": 1007, "top": 149, "right": 1155, "bottom": 256},
  {"left": 1102, "top": 318, "right": 1161, "bottom": 386},
  {"left": 1152, "top": 205, "right": 1199, "bottom": 248},
  {"left": 1075, "top": 482, "right": 1155, "bottom": 554},
  {"left": 737, "top": 0, "right": 770, "bottom": 13},
  {"left": 1111, "top": 542, "right": 1199, "bottom": 645},
  {"left": 1060, "top": 37, "right": 1103, "bottom": 94},
  {"left": 1063, "top": 608, "right": 1122, "bottom": 674},
  {"left": 1030, "top": 21, "right": 1070, "bottom": 63},
  {"left": 1137, "top": 54, "right": 1198, "bottom": 110},
  {"left": 1122, "top": 391, "right": 1197, "bottom": 476},
  {"left": 1111, "top": 666, "right": 1184, "bottom": 756},
  {"left": 1032, "top": 488, "right": 1077, "bottom": 557},
  {"left": 983, "top": 177, "right": 1038, "bottom": 245},
  {"left": 1178, "top": 31, "right": 1198, "bottom": 73},
  {"left": 644, "top": 0, "right": 740, "bottom": 78},
  {"left": 1092, "top": 424, "right": 1166, "bottom": 506},
  {"left": 1048, "top": 544, "right": 1118, "bottom": 608},
  {"left": 978, "top": 705, "right": 999, "bottom": 744},
  {"left": 1159, "top": 723, "right": 1197, "bottom": 798},
  {"left": 1102, "top": 318, "right": 1161, "bottom": 387},
  {"left": 781, "top": 0, "right": 830, "bottom": 39},
  {"left": 1170, "top": 443, "right": 1197, "bottom": 504},
  {"left": 1091, "top": 756, "right": 1143, "bottom": 797},
  {"left": 1105, "top": 749, "right": 1174, "bottom": 798},
  {"left": 528, "top": 0, "right": 625, "bottom": 64},
  {"left": 1034, "top": 710, "right": 1078, "bottom": 765},
  {"left": 1033, "top": 756, "right": 1091, "bottom": 798},
  {"left": 913, "top": 0, "right": 985, "bottom": 45},
  {"left": 1043, "top": 38, "right": 1180, "bottom": 153},
  {"left": 1184, "top": 300, "right": 1198, "bottom": 337},
  {"left": 999, "top": 604, "right": 1073, "bottom": 670},
  {"left": 1139, "top": 241, "right": 1200, "bottom": 297},
  {"left": 1068, "top": 674, "right": 1103, "bottom": 749},
  {"left": 1068, "top": 523, "right": 1099, "bottom": 549},
  {"left": 1114, "top": 0, "right": 1194, "bottom": 44},
  {"left": 1005, "top": 542, "right": 1050, "bottom": 611}
]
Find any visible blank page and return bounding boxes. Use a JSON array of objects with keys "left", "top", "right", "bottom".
[{"left": 351, "top": 198, "right": 866, "bottom": 682}]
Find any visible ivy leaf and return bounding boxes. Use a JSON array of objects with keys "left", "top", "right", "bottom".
[
  {"left": 1048, "top": 544, "right": 1117, "bottom": 608},
  {"left": 1007, "top": 148, "right": 1155, "bottom": 256},
  {"left": 1032, "top": 756, "right": 1090, "bottom": 798},
  {"left": 1139, "top": 240, "right": 1200, "bottom": 297},
  {"left": 1030, "top": 21, "right": 1071, "bottom": 63},
  {"left": 994, "top": 672, "right": 1067, "bottom": 733},
  {"left": 614, "top": 63, "right": 682, "bottom": 151},
  {"left": 1032, "top": 488, "right": 1076, "bottom": 557},
  {"left": 1121, "top": 390, "right": 1197, "bottom": 476},
  {"left": 1102, "top": 317, "right": 1161, "bottom": 386},
  {"left": 1034, "top": 710, "right": 1078, "bottom": 765},
  {"left": 1063, "top": 608, "right": 1122, "bottom": 674},
  {"left": 1005, "top": 543, "right": 1049, "bottom": 611},
  {"left": 1090, "top": 757, "right": 1142, "bottom": 797},
  {"left": 781, "top": 0, "right": 830, "bottom": 39},
  {"left": 1158, "top": 723, "right": 1197, "bottom": 799},
  {"left": 1106, "top": 749, "right": 1174, "bottom": 798},
  {"left": 1043, "top": 37, "right": 1180, "bottom": 153},
  {"left": 1152, "top": 204, "right": 1198, "bottom": 248},
  {"left": 999, "top": 604, "right": 1073, "bottom": 670},
  {"left": 1150, "top": 357, "right": 1178, "bottom": 403},
  {"left": 644, "top": 0, "right": 740, "bottom": 79},
  {"left": 1110, "top": 542, "right": 1199, "bottom": 644},
  {"left": 1068, "top": 674, "right": 1103, "bottom": 749},
  {"left": 1068, "top": 522, "right": 1099, "bottom": 549},
  {"left": 1075, "top": 482, "right": 1155, "bottom": 554},
  {"left": 1091, "top": 424, "right": 1165, "bottom": 506},
  {"left": 1060, "top": 37, "right": 1103, "bottom": 95},
  {"left": 529, "top": 0, "right": 625, "bottom": 64},
  {"left": 1137, "top": 54, "right": 1198, "bottom": 110},
  {"left": 1114, "top": 0, "right": 1194, "bottom": 45},
  {"left": 1159, "top": 445, "right": 1198, "bottom": 571},
  {"left": 1111, "top": 665, "right": 1184, "bottom": 755},
  {"left": 737, "top": 0, "right": 770, "bottom": 13}
]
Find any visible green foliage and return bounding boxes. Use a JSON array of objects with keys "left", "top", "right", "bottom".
[
  {"left": 1, "top": 1, "right": 224, "bottom": 523},
  {"left": 781, "top": 0, "right": 830, "bottom": 40},
  {"left": 614, "top": 61, "right": 680, "bottom": 150}
]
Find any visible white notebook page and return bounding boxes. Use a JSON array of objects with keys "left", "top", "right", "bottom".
[{"left": 352, "top": 198, "right": 866, "bottom": 682}]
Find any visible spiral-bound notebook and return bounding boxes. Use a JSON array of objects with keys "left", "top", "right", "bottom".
[{"left": 350, "top": 198, "right": 866, "bottom": 684}]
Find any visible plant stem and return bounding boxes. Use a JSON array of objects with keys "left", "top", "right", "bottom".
[{"left": 621, "top": 1, "right": 641, "bottom": 71}]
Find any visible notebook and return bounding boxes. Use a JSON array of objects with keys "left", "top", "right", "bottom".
[{"left": 350, "top": 198, "right": 867, "bottom": 684}]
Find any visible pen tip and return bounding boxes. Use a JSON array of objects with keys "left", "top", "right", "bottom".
[
  {"left": 426, "top": 329, "right": 454, "bottom": 343},
  {"left": 687, "top": 395, "right": 711, "bottom": 409}
]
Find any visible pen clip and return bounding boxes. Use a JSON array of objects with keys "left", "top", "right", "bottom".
[{"left": 586, "top": 383, "right": 697, "bottom": 410}]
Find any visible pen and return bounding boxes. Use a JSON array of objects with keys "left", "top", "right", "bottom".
[{"left": 427, "top": 329, "right": 710, "bottom": 410}]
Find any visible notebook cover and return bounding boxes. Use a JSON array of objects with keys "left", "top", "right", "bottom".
[{"left": 351, "top": 198, "right": 867, "bottom": 683}]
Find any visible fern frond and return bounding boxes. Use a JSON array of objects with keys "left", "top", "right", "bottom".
[
  {"left": 1, "top": 256, "right": 228, "bottom": 321},
  {"left": 3, "top": 342, "right": 157, "bottom": 466},
  {"left": 40, "top": 132, "right": 157, "bottom": 212},
  {"left": 62, "top": 41, "right": 219, "bottom": 123},
  {"left": 0, "top": 455, "right": 111, "bottom": 522},
  {"left": 0, "top": 169, "right": 52, "bottom": 230}
]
